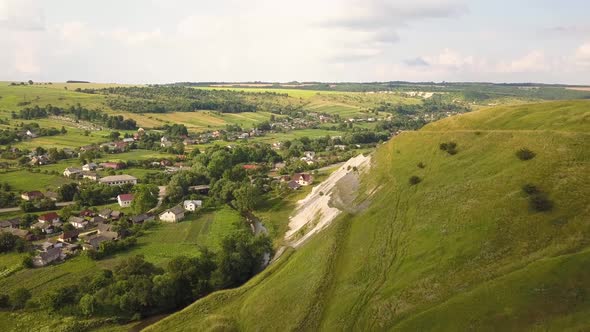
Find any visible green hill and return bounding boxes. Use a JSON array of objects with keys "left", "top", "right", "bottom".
[{"left": 148, "top": 100, "right": 590, "bottom": 331}]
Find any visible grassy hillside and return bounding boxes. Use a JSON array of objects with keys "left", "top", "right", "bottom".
[{"left": 148, "top": 100, "right": 590, "bottom": 331}]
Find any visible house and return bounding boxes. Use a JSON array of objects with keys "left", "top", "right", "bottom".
[
  {"left": 63, "top": 167, "right": 82, "bottom": 177},
  {"left": 30, "top": 155, "right": 49, "bottom": 165},
  {"left": 111, "top": 210, "right": 122, "bottom": 220},
  {"left": 273, "top": 162, "right": 286, "bottom": 170},
  {"left": 293, "top": 173, "right": 313, "bottom": 186},
  {"left": 79, "top": 209, "right": 95, "bottom": 218},
  {"left": 183, "top": 200, "right": 202, "bottom": 211},
  {"left": 68, "top": 216, "right": 88, "bottom": 230},
  {"left": 100, "top": 162, "right": 125, "bottom": 170},
  {"left": 117, "top": 194, "right": 134, "bottom": 207},
  {"left": 21, "top": 191, "right": 44, "bottom": 201},
  {"left": 159, "top": 205, "right": 185, "bottom": 223},
  {"left": 334, "top": 145, "right": 347, "bottom": 151},
  {"left": 122, "top": 138, "right": 135, "bottom": 143},
  {"left": 188, "top": 185, "right": 210, "bottom": 194},
  {"left": 82, "top": 171, "right": 100, "bottom": 181},
  {"left": 131, "top": 213, "right": 154, "bottom": 224},
  {"left": 287, "top": 181, "right": 301, "bottom": 190},
  {"left": 90, "top": 216, "right": 105, "bottom": 224},
  {"left": 243, "top": 164, "right": 260, "bottom": 170},
  {"left": 98, "top": 208, "right": 112, "bottom": 219},
  {"left": 0, "top": 218, "right": 20, "bottom": 229},
  {"left": 95, "top": 223, "right": 118, "bottom": 242},
  {"left": 44, "top": 191, "right": 59, "bottom": 201},
  {"left": 0, "top": 227, "right": 32, "bottom": 240},
  {"left": 38, "top": 212, "right": 60, "bottom": 224},
  {"left": 59, "top": 230, "right": 79, "bottom": 243},
  {"left": 33, "top": 247, "right": 63, "bottom": 267},
  {"left": 160, "top": 137, "right": 173, "bottom": 148},
  {"left": 99, "top": 175, "right": 137, "bottom": 186},
  {"left": 25, "top": 130, "right": 38, "bottom": 138},
  {"left": 84, "top": 235, "right": 112, "bottom": 251},
  {"left": 82, "top": 163, "right": 98, "bottom": 171},
  {"left": 303, "top": 151, "right": 316, "bottom": 160},
  {"left": 31, "top": 222, "right": 55, "bottom": 234}
]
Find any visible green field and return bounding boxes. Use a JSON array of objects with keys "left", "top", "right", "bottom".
[
  {"left": 0, "top": 207, "right": 243, "bottom": 298},
  {"left": 149, "top": 100, "right": 590, "bottom": 331}
]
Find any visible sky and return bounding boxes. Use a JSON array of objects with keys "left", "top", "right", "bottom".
[{"left": 1, "top": 0, "right": 590, "bottom": 84}]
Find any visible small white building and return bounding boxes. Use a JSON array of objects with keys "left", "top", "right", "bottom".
[
  {"left": 183, "top": 200, "right": 202, "bottom": 211},
  {"left": 63, "top": 167, "right": 82, "bottom": 177},
  {"left": 82, "top": 163, "right": 98, "bottom": 171},
  {"left": 117, "top": 194, "right": 134, "bottom": 207},
  {"left": 159, "top": 205, "right": 185, "bottom": 223},
  {"left": 68, "top": 216, "right": 88, "bottom": 230}
]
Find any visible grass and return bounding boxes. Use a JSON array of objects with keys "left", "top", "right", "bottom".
[
  {"left": 0, "top": 207, "right": 244, "bottom": 301},
  {"left": 148, "top": 100, "right": 590, "bottom": 331},
  {"left": 0, "top": 168, "right": 73, "bottom": 192}
]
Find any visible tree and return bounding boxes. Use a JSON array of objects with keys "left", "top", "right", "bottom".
[
  {"left": 516, "top": 148, "right": 536, "bottom": 161},
  {"left": 233, "top": 184, "right": 260, "bottom": 213},
  {"left": 60, "top": 126, "right": 67, "bottom": 134},
  {"left": 27, "top": 80, "right": 33, "bottom": 85},
  {"left": 409, "top": 175, "right": 422, "bottom": 185},
  {"left": 217, "top": 231, "right": 272, "bottom": 288},
  {"left": 79, "top": 294, "right": 97, "bottom": 316},
  {"left": 109, "top": 131, "right": 121, "bottom": 141},
  {"left": 10, "top": 287, "right": 31, "bottom": 309},
  {"left": 58, "top": 183, "right": 78, "bottom": 201},
  {"left": 207, "top": 150, "right": 233, "bottom": 179},
  {"left": 0, "top": 232, "right": 18, "bottom": 253},
  {"left": 131, "top": 184, "right": 159, "bottom": 214}
]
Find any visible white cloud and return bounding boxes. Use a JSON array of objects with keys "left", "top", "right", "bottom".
[
  {"left": 497, "top": 51, "right": 547, "bottom": 73},
  {"left": 575, "top": 42, "right": 590, "bottom": 66},
  {"left": 0, "top": 0, "right": 44, "bottom": 31}
]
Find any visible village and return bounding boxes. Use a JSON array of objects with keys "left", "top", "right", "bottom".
[{"left": 1, "top": 137, "right": 318, "bottom": 268}]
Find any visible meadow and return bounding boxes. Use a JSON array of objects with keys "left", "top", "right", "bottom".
[
  {"left": 149, "top": 100, "right": 590, "bottom": 331},
  {"left": 0, "top": 207, "right": 243, "bottom": 299}
]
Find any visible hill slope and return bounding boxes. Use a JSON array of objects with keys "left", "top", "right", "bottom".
[{"left": 148, "top": 100, "right": 590, "bottom": 331}]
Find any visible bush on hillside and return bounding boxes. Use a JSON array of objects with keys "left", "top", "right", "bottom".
[
  {"left": 409, "top": 176, "right": 422, "bottom": 185},
  {"left": 417, "top": 162, "right": 426, "bottom": 169},
  {"left": 516, "top": 148, "right": 536, "bottom": 161},
  {"left": 529, "top": 193, "right": 553, "bottom": 212},
  {"left": 439, "top": 141, "right": 458, "bottom": 155},
  {"left": 522, "top": 184, "right": 540, "bottom": 195}
]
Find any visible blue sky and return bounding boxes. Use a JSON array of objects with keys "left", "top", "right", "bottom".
[{"left": 1, "top": 0, "right": 589, "bottom": 84}]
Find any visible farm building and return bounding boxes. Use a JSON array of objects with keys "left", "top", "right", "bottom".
[
  {"left": 99, "top": 175, "right": 137, "bottom": 186},
  {"left": 159, "top": 205, "right": 185, "bottom": 223},
  {"left": 183, "top": 200, "right": 202, "bottom": 211}
]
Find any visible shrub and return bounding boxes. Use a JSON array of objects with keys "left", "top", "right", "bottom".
[
  {"left": 440, "top": 141, "right": 458, "bottom": 155},
  {"left": 10, "top": 287, "right": 31, "bottom": 310},
  {"left": 516, "top": 148, "right": 536, "bottom": 161},
  {"left": 409, "top": 176, "right": 422, "bottom": 185},
  {"left": 0, "top": 294, "right": 9, "bottom": 308},
  {"left": 529, "top": 193, "right": 553, "bottom": 212},
  {"left": 417, "top": 162, "right": 426, "bottom": 169},
  {"left": 522, "top": 184, "right": 539, "bottom": 195}
]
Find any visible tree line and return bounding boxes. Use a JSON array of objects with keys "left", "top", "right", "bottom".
[{"left": 12, "top": 104, "right": 137, "bottom": 130}]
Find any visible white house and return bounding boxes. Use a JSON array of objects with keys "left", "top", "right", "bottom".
[
  {"left": 68, "top": 216, "right": 88, "bottom": 230},
  {"left": 183, "top": 200, "right": 202, "bottom": 211},
  {"left": 159, "top": 205, "right": 185, "bottom": 223},
  {"left": 82, "top": 163, "right": 98, "bottom": 171},
  {"left": 63, "top": 167, "right": 82, "bottom": 177},
  {"left": 117, "top": 194, "right": 134, "bottom": 207}
]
